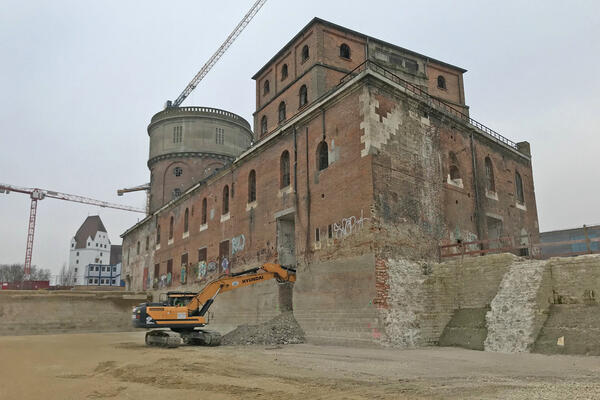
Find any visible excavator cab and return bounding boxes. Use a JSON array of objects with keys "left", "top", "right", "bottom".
[{"left": 163, "top": 292, "right": 197, "bottom": 307}]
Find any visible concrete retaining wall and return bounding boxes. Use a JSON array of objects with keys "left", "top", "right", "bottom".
[{"left": 0, "top": 291, "right": 148, "bottom": 336}]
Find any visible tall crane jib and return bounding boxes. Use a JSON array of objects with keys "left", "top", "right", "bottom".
[
  {"left": 167, "top": 0, "right": 268, "bottom": 108},
  {"left": 0, "top": 183, "right": 145, "bottom": 281}
]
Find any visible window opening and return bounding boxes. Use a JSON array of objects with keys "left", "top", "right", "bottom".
[
  {"left": 174, "top": 167, "right": 183, "bottom": 177},
  {"left": 301, "top": 45, "right": 309, "bottom": 62},
  {"left": 515, "top": 171, "right": 525, "bottom": 204},
  {"left": 280, "top": 150, "right": 290, "bottom": 188},
  {"left": 281, "top": 64, "right": 288, "bottom": 80},
  {"left": 248, "top": 170, "right": 256, "bottom": 203},
  {"left": 261, "top": 115, "right": 267, "bottom": 135},
  {"left": 278, "top": 101, "right": 286, "bottom": 123},
  {"left": 169, "top": 216, "right": 174, "bottom": 240},
  {"left": 222, "top": 185, "right": 229, "bottom": 214},
  {"left": 184, "top": 208, "right": 189, "bottom": 233},
  {"left": 299, "top": 85, "right": 308, "bottom": 107},
  {"left": 340, "top": 43, "right": 350, "bottom": 59},
  {"left": 317, "top": 141, "right": 329, "bottom": 171},
  {"left": 484, "top": 157, "right": 495, "bottom": 192},
  {"left": 172, "top": 126, "right": 183, "bottom": 143},
  {"left": 215, "top": 127, "right": 225, "bottom": 145},
  {"left": 263, "top": 79, "right": 270, "bottom": 95},
  {"left": 201, "top": 198, "right": 207, "bottom": 224},
  {"left": 437, "top": 75, "right": 446, "bottom": 90}
]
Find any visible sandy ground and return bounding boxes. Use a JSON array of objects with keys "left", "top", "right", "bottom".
[{"left": 1, "top": 332, "right": 599, "bottom": 399}]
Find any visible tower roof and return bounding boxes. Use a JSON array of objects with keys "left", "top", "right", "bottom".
[{"left": 73, "top": 215, "right": 107, "bottom": 249}]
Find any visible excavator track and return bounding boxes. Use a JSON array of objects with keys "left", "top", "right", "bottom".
[
  {"left": 145, "top": 329, "right": 221, "bottom": 348},
  {"left": 145, "top": 330, "right": 182, "bottom": 348}
]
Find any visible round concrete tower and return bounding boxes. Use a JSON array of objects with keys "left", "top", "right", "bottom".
[{"left": 147, "top": 106, "right": 253, "bottom": 212}]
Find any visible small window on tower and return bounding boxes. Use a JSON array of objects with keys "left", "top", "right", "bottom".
[
  {"left": 215, "top": 127, "right": 225, "bottom": 145},
  {"left": 172, "top": 126, "right": 183, "bottom": 143},
  {"left": 261, "top": 115, "right": 268, "bottom": 136},
  {"left": 281, "top": 64, "right": 288, "bottom": 80},
  {"left": 278, "top": 102, "right": 286, "bottom": 123},
  {"left": 340, "top": 43, "right": 351, "bottom": 59},
  {"left": 437, "top": 75, "right": 446, "bottom": 90},
  {"left": 174, "top": 167, "right": 183, "bottom": 177},
  {"left": 299, "top": 85, "right": 308, "bottom": 107},
  {"left": 301, "top": 45, "right": 309, "bottom": 62},
  {"left": 263, "top": 80, "right": 270, "bottom": 95}
]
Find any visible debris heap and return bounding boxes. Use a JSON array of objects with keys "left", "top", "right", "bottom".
[{"left": 222, "top": 312, "right": 305, "bottom": 345}]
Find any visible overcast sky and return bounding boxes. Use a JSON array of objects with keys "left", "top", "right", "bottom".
[{"left": 1, "top": 0, "right": 598, "bottom": 276}]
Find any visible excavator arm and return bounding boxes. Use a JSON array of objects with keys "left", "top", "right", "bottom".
[{"left": 132, "top": 263, "right": 295, "bottom": 333}]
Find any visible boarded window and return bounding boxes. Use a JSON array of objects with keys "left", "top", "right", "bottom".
[{"left": 280, "top": 150, "right": 291, "bottom": 188}]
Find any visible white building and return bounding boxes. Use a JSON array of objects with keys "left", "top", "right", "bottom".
[{"left": 68, "top": 216, "right": 122, "bottom": 286}]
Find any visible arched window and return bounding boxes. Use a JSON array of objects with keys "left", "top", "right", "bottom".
[
  {"left": 301, "top": 45, "right": 309, "bottom": 62},
  {"left": 280, "top": 150, "right": 290, "bottom": 188},
  {"left": 201, "top": 198, "right": 207, "bottom": 225},
  {"left": 437, "top": 75, "right": 446, "bottom": 90},
  {"left": 263, "top": 80, "right": 270, "bottom": 95},
  {"left": 317, "top": 141, "right": 328, "bottom": 171},
  {"left": 222, "top": 185, "right": 229, "bottom": 214},
  {"left": 169, "top": 216, "right": 174, "bottom": 240},
  {"left": 281, "top": 64, "right": 288, "bottom": 80},
  {"left": 248, "top": 170, "right": 256, "bottom": 203},
  {"left": 278, "top": 101, "right": 286, "bottom": 123},
  {"left": 340, "top": 43, "right": 350, "bottom": 59},
  {"left": 484, "top": 157, "right": 495, "bottom": 192},
  {"left": 299, "top": 85, "right": 308, "bottom": 107},
  {"left": 156, "top": 224, "right": 161, "bottom": 244},
  {"left": 260, "top": 115, "right": 268, "bottom": 135},
  {"left": 515, "top": 172, "right": 525, "bottom": 204},
  {"left": 173, "top": 167, "right": 183, "bottom": 177},
  {"left": 448, "top": 152, "right": 461, "bottom": 183},
  {"left": 184, "top": 208, "right": 189, "bottom": 233}
]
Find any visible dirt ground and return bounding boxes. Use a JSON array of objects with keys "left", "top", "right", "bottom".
[{"left": 1, "top": 332, "right": 599, "bottom": 399}]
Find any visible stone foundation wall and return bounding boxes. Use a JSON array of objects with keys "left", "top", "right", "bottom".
[{"left": 0, "top": 291, "right": 148, "bottom": 336}]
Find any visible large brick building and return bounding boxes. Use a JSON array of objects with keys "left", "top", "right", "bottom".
[{"left": 122, "top": 18, "right": 539, "bottom": 344}]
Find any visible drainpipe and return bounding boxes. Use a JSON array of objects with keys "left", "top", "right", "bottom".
[{"left": 469, "top": 131, "right": 483, "bottom": 242}]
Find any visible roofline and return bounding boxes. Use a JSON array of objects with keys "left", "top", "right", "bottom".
[{"left": 252, "top": 17, "right": 467, "bottom": 80}]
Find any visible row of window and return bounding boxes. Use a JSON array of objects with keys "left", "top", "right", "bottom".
[
  {"left": 88, "top": 265, "right": 118, "bottom": 272},
  {"left": 171, "top": 127, "right": 226, "bottom": 145},
  {"left": 260, "top": 85, "right": 308, "bottom": 135},
  {"left": 448, "top": 153, "right": 526, "bottom": 204},
  {"left": 156, "top": 142, "right": 330, "bottom": 245},
  {"left": 262, "top": 42, "right": 350, "bottom": 97},
  {"left": 88, "top": 278, "right": 117, "bottom": 285}
]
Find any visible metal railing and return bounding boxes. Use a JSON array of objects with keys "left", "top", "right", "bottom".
[{"left": 340, "top": 60, "right": 519, "bottom": 150}]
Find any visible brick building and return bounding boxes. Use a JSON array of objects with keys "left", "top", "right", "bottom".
[{"left": 122, "top": 18, "right": 539, "bottom": 344}]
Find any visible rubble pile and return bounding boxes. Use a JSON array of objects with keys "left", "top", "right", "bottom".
[{"left": 222, "top": 312, "right": 305, "bottom": 345}]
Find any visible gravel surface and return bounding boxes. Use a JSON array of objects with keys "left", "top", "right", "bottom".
[{"left": 221, "top": 312, "right": 305, "bottom": 345}]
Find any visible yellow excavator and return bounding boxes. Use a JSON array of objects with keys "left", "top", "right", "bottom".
[{"left": 132, "top": 263, "right": 296, "bottom": 347}]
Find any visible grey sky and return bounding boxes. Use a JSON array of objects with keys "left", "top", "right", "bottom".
[{"left": 1, "top": 0, "right": 599, "bottom": 276}]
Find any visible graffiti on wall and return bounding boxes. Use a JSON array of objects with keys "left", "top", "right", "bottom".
[
  {"left": 207, "top": 261, "right": 217, "bottom": 272},
  {"left": 221, "top": 257, "right": 230, "bottom": 275},
  {"left": 333, "top": 209, "right": 370, "bottom": 239},
  {"left": 232, "top": 234, "right": 246, "bottom": 255},
  {"left": 198, "top": 261, "right": 207, "bottom": 279}
]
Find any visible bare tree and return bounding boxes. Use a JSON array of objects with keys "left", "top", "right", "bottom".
[
  {"left": 0, "top": 264, "right": 51, "bottom": 282},
  {"left": 57, "top": 263, "right": 75, "bottom": 286}
]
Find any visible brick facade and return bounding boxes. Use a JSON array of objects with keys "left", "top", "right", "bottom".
[{"left": 121, "top": 18, "right": 541, "bottom": 346}]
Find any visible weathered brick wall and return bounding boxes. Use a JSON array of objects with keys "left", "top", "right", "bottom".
[
  {"left": 547, "top": 254, "right": 600, "bottom": 304},
  {"left": 0, "top": 291, "right": 148, "bottom": 336}
]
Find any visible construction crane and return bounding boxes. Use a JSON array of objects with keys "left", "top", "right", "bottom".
[
  {"left": 167, "top": 0, "right": 268, "bottom": 108},
  {"left": 117, "top": 183, "right": 150, "bottom": 214},
  {"left": 0, "top": 183, "right": 146, "bottom": 280}
]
